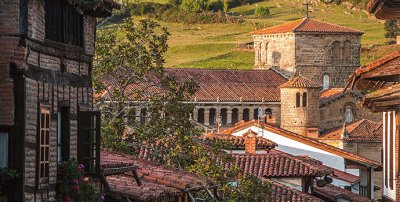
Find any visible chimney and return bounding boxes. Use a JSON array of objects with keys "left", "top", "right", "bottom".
[
  {"left": 306, "top": 127, "right": 319, "bottom": 139},
  {"left": 243, "top": 129, "right": 258, "bottom": 154}
]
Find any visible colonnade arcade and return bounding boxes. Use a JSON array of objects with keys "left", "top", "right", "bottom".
[{"left": 192, "top": 106, "right": 275, "bottom": 126}]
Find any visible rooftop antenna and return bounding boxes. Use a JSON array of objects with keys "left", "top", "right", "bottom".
[{"left": 303, "top": 0, "right": 311, "bottom": 18}]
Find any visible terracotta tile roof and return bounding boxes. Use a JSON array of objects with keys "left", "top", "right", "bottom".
[
  {"left": 218, "top": 120, "right": 382, "bottom": 169},
  {"left": 366, "top": 0, "right": 400, "bottom": 20},
  {"left": 320, "top": 119, "right": 383, "bottom": 142},
  {"left": 279, "top": 76, "right": 321, "bottom": 89},
  {"left": 226, "top": 150, "right": 333, "bottom": 178},
  {"left": 313, "top": 183, "right": 371, "bottom": 202},
  {"left": 102, "top": 68, "right": 288, "bottom": 102},
  {"left": 319, "top": 88, "right": 363, "bottom": 106},
  {"left": 251, "top": 18, "right": 363, "bottom": 35},
  {"left": 101, "top": 150, "right": 213, "bottom": 201},
  {"left": 265, "top": 178, "right": 323, "bottom": 202},
  {"left": 205, "top": 133, "right": 277, "bottom": 150},
  {"left": 331, "top": 167, "right": 360, "bottom": 184}
]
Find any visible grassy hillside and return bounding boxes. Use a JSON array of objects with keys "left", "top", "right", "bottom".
[{"left": 105, "top": 0, "right": 391, "bottom": 69}]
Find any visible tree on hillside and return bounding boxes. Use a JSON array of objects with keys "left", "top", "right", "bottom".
[
  {"left": 384, "top": 19, "right": 400, "bottom": 40},
  {"left": 255, "top": 6, "right": 270, "bottom": 18},
  {"left": 181, "top": 0, "right": 209, "bottom": 12},
  {"left": 94, "top": 17, "right": 272, "bottom": 200}
]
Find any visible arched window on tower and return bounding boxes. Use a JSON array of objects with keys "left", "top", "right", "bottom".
[
  {"left": 343, "top": 41, "right": 352, "bottom": 65},
  {"left": 302, "top": 92, "right": 307, "bottom": 107},
  {"left": 296, "top": 92, "right": 301, "bottom": 107},
  {"left": 323, "top": 75, "right": 330, "bottom": 90},
  {"left": 332, "top": 41, "right": 341, "bottom": 65},
  {"left": 258, "top": 42, "right": 262, "bottom": 63},
  {"left": 344, "top": 103, "right": 355, "bottom": 123}
]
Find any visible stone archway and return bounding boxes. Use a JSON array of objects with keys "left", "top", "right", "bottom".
[
  {"left": 220, "top": 108, "right": 227, "bottom": 125},
  {"left": 243, "top": 108, "right": 250, "bottom": 121},
  {"left": 232, "top": 108, "right": 239, "bottom": 124},
  {"left": 209, "top": 108, "right": 216, "bottom": 125},
  {"left": 197, "top": 108, "right": 204, "bottom": 124}
]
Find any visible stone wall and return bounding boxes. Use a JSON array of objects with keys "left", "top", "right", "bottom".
[
  {"left": 344, "top": 141, "right": 383, "bottom": 200},
  {"left": 295, "top": 33, "right": 361, "bottom": 87},
  {"left": 280, "top": 88, "right": 320, "bottom": 137},
  {"left": 319, "top": 94, "right": 382, "bottom": 131},
  {"left": 253, "top": 33, "right": 296, "bottom": 76}
]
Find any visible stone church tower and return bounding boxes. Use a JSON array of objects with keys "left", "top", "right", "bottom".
[
  {"left": 279, "top": 76, "right": 321, "bottom": 137},
  {"left": 251, "top": 18, "right": 363, "bottom": 88}
]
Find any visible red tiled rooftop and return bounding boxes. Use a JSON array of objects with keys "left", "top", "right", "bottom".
[
  {"left": 251, "top": 18, "right": 363, "bottom": 35},
  {"left": 320, "top": 119, "right": 382, "bottom": 142},
  {"left": 102, "top": 68, "right": 288, "bottom": 102},
  {"left": 313, "top": 183, "right": 371, "bottom": 202},
  {"left": 205, "top": 133, "right": 277, "bottom": 150},
  {"left": 101, "top": 150, "right": 213, "bottom": 200},
  {"left": 218, "top": 120, "right": 382, "bottom": 169},
  {"left": 265, "top": 178, "right": 323, "bottom": 202},
  {"left": 279, "top": 76, "right": 321, "bottom": 89},
  {"left": 330, "top": 167, "right": 360, "bottom": 184},
  {"left": 226, "top": 150, "right": 333, "bottom": 178}
]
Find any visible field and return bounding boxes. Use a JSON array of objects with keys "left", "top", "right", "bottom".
[{"left": 104, "top": 0, "right": 391, "bottom": 69}]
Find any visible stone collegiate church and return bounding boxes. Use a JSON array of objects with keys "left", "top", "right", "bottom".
[{"left": 129, "top": 18, "right": 380, "bottom": 135}]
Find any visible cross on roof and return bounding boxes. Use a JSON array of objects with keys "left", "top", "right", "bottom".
[{"left": 303, "top": 0, "right": 311, "bottom": 18}]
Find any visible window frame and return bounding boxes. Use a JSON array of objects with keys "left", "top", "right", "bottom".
[
  {"left": 302, "top": 92, "right": 307, "bottom": 107},
  {"left": 37, "top": 107, "right": 51, "bottom": 185},
  {"left": 323, "top": 74, "right": 330, "bottom": 90},
  {"left": 296, "top": 92, "right": 301, "bottom": 108},
  {"left": 45, "top": 0, "right": 84, "bottom": 47},
  {"left": 0, "top": 127, "right": 11, "bottom": 169}
]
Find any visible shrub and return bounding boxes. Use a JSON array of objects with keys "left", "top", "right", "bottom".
[
  {"left": 255, "top": 6, "right": 269, "bottom": 18},
  {"left": 181, "top": 0, "right": 210, "bottom": 12},
  {"left": 209, "top": 0, "right": 224, "bottom": 11}
]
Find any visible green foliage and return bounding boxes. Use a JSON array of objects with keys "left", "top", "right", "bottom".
[
  {"left": 181, "top": 0, "right": 210, "bottom": 12},
  {"left": 57, "top": 159, "right": 98, "bottom": 201},
  {"left": 228, "top": 174, "right": 271, "bottom": 201},
  {"left": 254, "top": 6, "right": 269, "bottom": 18},
  {"left": 384, "top": 20, "right": 400, "bottom": 40},
  {"left": 209, "top": 0, "right": 224, "bottom": 11}
]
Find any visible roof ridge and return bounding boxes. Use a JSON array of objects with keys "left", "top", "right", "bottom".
[
  {"left": 303, "top": 18, "right": 362, "bottom": 33},
  {"left": 292, "top": 18, "right": 308, "bottom": 31}
]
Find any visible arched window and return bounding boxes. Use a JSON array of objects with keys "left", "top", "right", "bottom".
[
  {"left": 257, "top": 42, "right": 262, "bottom": 63},
  {"left": 243, "top": 108, "right": 250, "bottom": 121},
  {"left": 323, "top": 75, "right": 330, "bottom": 90},
  {"left": 302, "top": 92, "right": 307, "bottom": 107},
  {"left": 296, "top": 93, "right": 301, "bottom": 107},
  {"left": 344, "top": 103, "right": 355, "bottom": 123},
  {"left": 140, "top": 108, "right": 147, "bottom": 124},
  {"left": 343, "top": 41, "right": 352, "bottom": 65},
  {"left": 264, "top": 42, "right": 268, "bottom": 64},
  {"left": 197, "top": 108, "right": 204, "bottom": 124},
  {"left": 332, "top": 41, "right": 341, "bottom": 65},
  {"left": 232, "top": 108, "right": 239, "bottom": 124},
  {"left": 220, "top": 108, "right": 227, "bottom": 125},
  {"left": 209, "top": 108, "right": 216, "bottom": 125}
]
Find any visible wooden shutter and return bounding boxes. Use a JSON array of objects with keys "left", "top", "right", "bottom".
[
  {"left": 63, "top": 3, "right": 83, "bottom": 47},
  {"left": 77, "top": 111, "right": 100, "bottom": 177}
]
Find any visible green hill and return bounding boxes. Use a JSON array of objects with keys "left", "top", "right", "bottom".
[{"left": 104, "top": 0, "right": 390, "bottom": 69}]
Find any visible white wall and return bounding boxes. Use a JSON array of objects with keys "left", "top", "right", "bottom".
[{"left": 383, "top": 111, "right": 397, "bottom": 201}]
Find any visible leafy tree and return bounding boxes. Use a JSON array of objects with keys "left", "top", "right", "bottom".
[
  {"left": 181, "top": 0, "right": 209, "bottom": 12},
  {"left": 384, "top": 20, "right": 400, "bottom": 40},
  {"left": 94, "top": 17, "right": 271, "bottom": 201},
  {"left": 255, "top": 6, "right": 270, "bottom": 18}
]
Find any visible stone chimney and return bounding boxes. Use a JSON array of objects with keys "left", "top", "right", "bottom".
[{"left": 243, "top": 129, "right": 258, "bottom": 154}]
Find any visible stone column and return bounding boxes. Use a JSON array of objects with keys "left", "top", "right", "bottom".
[
  {"left": 204, "top": 108, "right": 210, "bottom": 126},
  {"left": 215, "top": 107, "right": 221, "bottom": 121},
  {"left": 249, "top": 108, "right": 254, "bottom": 121},
  {"left": 238, "top": 108, "right": 243, "bottom": 122},
  {"left": 227, "top": 108, "right": 232, "bottom": 125},
  {"left": 192, "top": 108, "right": 198, "bottom": 121},
  {"left": 135, "top": 107, "right": 141, "bottom": 122}
]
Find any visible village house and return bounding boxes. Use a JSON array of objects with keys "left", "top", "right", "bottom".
[
  {"left": 0, "top": 0, "right": 118, "bottom": 200},
  {"left": 207, "top": 120, "right": 382, "bottom": 200}
]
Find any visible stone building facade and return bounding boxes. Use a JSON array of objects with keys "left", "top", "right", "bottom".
[
  {"left": 252, "top": 18, "right": 363, "bottom": 88},
  {"left": 0, "top": 0, "right": 117, "bottom": 200}
]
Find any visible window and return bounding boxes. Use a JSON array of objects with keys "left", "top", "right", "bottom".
[
  {"left": 296, "top": 92, "right": 301, "bottom": 107},
  {"left": 78, "top": 111, "right": 101, "bottom": 176},
  {"left": 344, "top": 186, "right": 352, "bottom": 191},
  {"left": 264, "top": 42, "right": 268, "bottom": 64},
  {"left": 344, "top": 104, "right": 355, "bottom": 123},
  {"left": 57, "top": 107, "right": 70, "bottom": 162},
  {"left": 39, "top": 108, "right": 50, "bottom": 181},
  {"left": 323, "top": 75, "right": 330, "bottom": 90},
  {"left": 343, "top": 41, "right": 352, "bottom": 65},
  {"left": 332, "top": 41, "right": 341, "bottom": 65},
  {"left": 302, "top": 92, "right": 307, "bottom": 107},
  {"left": 45, "top": 0, "right": 83, "bottom": 47},
  {"left": 0, "top": 132, "right": 8, "bottom": 168}
]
